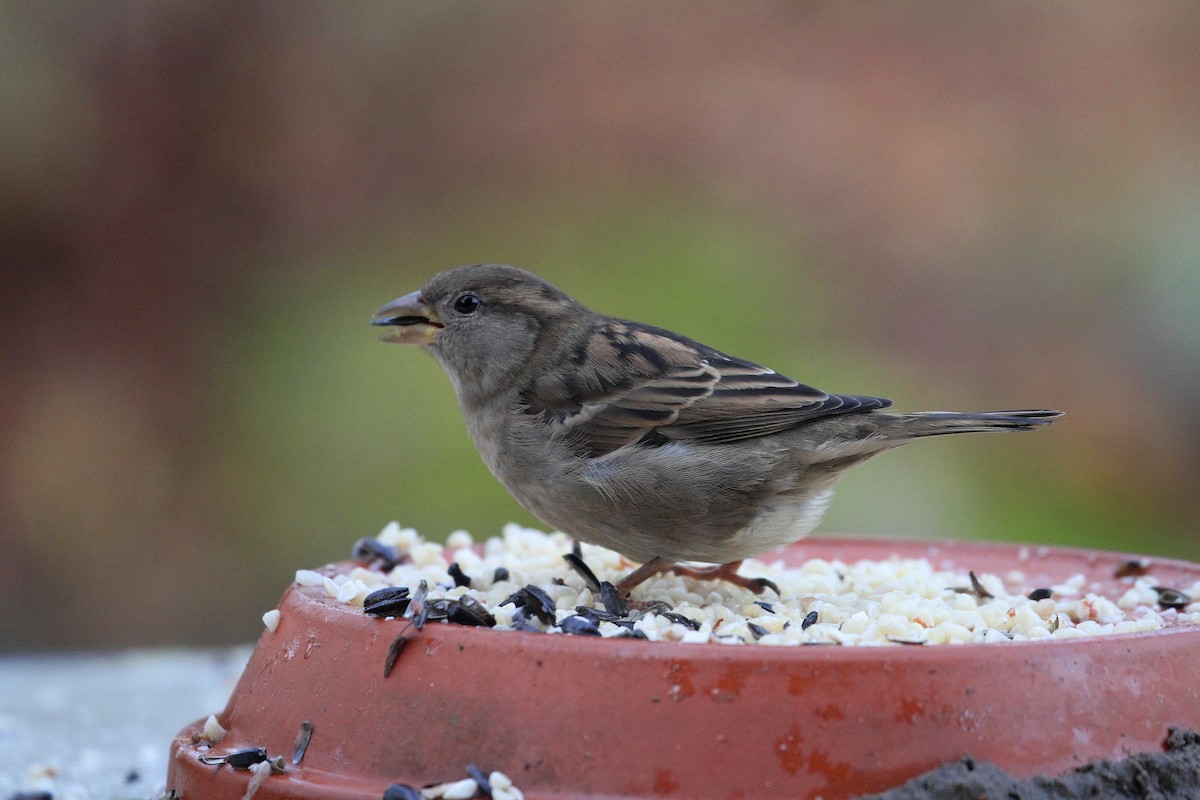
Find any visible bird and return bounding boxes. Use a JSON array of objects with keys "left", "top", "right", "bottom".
[{"left": 371, "top": 264, "right": 1062, "bottom": 596}]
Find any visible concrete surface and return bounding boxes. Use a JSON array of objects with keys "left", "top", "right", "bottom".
[{"left": 0, "top": 648, "right": 250, "bottom": 800}]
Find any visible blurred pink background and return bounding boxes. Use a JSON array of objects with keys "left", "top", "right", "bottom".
[{"left": 2, "top": 3, "right": 1198, "bottom": 650}]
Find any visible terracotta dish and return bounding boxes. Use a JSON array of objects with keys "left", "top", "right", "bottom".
[{"left": 167, "top": 537, "right": 1200, "bottom": 799}]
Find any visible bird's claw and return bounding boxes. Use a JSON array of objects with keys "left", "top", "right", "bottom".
[{"left": 616, "top": 557, "right": 780, "bottom": 597}]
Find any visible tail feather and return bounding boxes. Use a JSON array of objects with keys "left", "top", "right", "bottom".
[{"left": 896, "top": 409, "right": 1063, "bottom": 437}]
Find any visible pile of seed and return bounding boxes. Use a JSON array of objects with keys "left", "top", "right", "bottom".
[{"left": 284, "top": 523, "right": 1200, "bottom": 647}]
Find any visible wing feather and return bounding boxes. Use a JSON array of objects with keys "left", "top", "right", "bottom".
[{"left": 523, "top": 319, "right": 891, "bottom": 455}]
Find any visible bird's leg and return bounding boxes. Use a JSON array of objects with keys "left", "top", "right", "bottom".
[
  {"left": 616, "top": 557, "right": 781, "bottom": 597},
  {"left": 671, "top": 561, "right": 780, "bottom": 596},
  {"left": 615, "top": 556, "right": 677, "bottom": 596}
]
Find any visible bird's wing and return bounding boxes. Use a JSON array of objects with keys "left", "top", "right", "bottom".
[
  {"left": 524, "top": 319, "right": 891, "bottom": 456},
  {"left": 524, "top": 320, "right": 720, "bottom": 455},
  {"left": 665, "top": 355, "right": 891, "bottom": 444}
]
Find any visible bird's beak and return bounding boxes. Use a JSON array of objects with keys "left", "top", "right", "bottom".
[{"left": 370, "top": 291, "right": 444, "bottom": 345}]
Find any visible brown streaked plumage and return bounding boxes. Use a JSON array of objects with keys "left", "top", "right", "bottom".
[{"left": 373, "top": 264, "right": 1062, "bottom": 596}]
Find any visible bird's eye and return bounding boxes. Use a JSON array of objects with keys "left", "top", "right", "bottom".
[{"left": 452, "top": 293, "right": 481, "bottom": 315}]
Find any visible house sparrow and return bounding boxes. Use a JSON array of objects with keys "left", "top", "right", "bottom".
[{"left": 372, "top": 264, "right": 1061, "bottom": 595}]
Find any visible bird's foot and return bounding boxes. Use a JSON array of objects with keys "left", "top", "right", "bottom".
[
  {"left": 671, "top": 560, "right": 780, "bottom": 595},
  {"left": 616, "top": 557, "right": 780, "bottom": 596}
]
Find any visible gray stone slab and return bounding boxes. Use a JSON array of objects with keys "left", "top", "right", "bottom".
[{"left": 0, "top": 648, "right": 250, "bottom": 800}]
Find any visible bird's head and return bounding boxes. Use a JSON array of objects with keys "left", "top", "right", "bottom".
[{"left": 372, "top": 263, "right": 581, "bottom": 403}]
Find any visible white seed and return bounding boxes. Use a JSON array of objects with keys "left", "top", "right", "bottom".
[
  {"left": 376, "top": 521, "right": 403, "bottom": 545},
  {"left": 309, "top": 525, "right": 1180, "bottom": 646},
  {"left": 348, "top": 567, "right": 386, "bottom": 586},
  {"left": 294, "top": 569, "right": 325, "bottom": 587},
  {"left": 445, "top": 530, "right": 474, "bottom": 550},
  {"left": 336, "top": 579, "right": 370, "bottom": 605},
  {"left": 440, "top": 778, "right": 479, "bottom": 800},
  {"left": 241, "top": 760, "right": 272, "bottom": 800},
  {"left": 410, "top": 542, "right": 447, "bottom": 568},
  {"left": 201, "top": 714, "right": 226, "bottom": 743}
]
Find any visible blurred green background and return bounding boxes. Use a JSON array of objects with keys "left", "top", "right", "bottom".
[{"left": 2, "top": 3, "right": 1198, "bottom": 651}]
